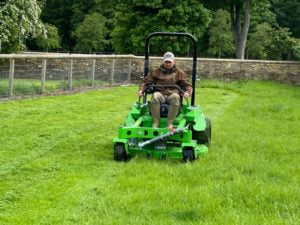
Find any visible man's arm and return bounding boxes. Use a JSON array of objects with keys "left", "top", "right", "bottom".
[
  {"left": 177, "top": 70, "right": 193, "bottom": 99},
  {"left": 138, "top": 71, "right": 154, "bottom": 97}
]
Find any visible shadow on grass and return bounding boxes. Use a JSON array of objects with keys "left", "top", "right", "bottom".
[{"left": 169, "top": 209, "right": 203, "bottom": 222}]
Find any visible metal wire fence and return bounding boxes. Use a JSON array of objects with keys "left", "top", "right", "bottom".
[
  {"left": 0, "top": 54, "right": 133, "bottom": 98},
  {"left": 1, "top": 54, "right": 299, "bottom": 99}
]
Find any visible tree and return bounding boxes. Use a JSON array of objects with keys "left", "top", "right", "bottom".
[
  {"left": 208, "top": 9, "right": 235, "bottom": 58},
  {"left": 203, "top": 0, "right": 271, "bottom": 59},
  {"left": 269, "top": 27, "right": 299, "bottom": 60},
  {"left": 112, "top": 0, "right": 212, "bottom": 55},
  {"left": 292, "top": 39, "right": 300, "bottom": 60},
  {"left": 35, "top": 24, "right": 61, "bottom": 51},
  {"left": 248, "top": 23, "right": 300, "bottom": 60},
  {"left": 41, "top": 0, "right": 118, "bottom": 52},
  {"left": 250, "top": 0, "right": 276, "bottom": 31},
  {"left": 230, "top": 0, "right": 252, "bottom": 59},
  {"left": 41, "top": 0, "right": 74, "bottom": 51},
  {"left": 247, "top": 23, "right": 273, "bottom": 59},
  {"left": 73, "top": 13, "right": 108, "bottom": 53},
  {"left": 0, "top": 0, "right": 45, "bottom": 53},
  {"left": 271, "top": 0, "right": 300, "bottom": 38},
  {"left": 244, "top": 0, "right": 300, "bottom": 60},
  {"left": 92, "top": 0, "right": 119, "bottom": 52}
]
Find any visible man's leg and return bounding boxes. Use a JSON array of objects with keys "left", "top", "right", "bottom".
[
  {"left": 151, "top": 92, "right": 164, "bottom": 128},
  {"left": 166, "top": 93, "right": 180, "bottom": 129}
]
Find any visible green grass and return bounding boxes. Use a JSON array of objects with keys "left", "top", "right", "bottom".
[
  {"left": 0, "top": 79, "right": 109, "bottom": 97},
  {"left": 0, "top": 80, "right": 299, "bottom": 225}
]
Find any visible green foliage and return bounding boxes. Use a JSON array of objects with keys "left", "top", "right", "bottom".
[
  {"left": 271, "top": 0, "right": 300, "bottom": 38},
  {"left": 203, "top": 0, "right": 271, "bottom": 59},
  {"left": 247, "top": 23, "right": 273, "bottom": 59},
  {"left": 112, "top": 0, "right": 212, "bottom": 55},
  {"left": 1, "top": 0, "right": 299, "bottom": 60},
  {"left": 35, "top": 24, "right": 61, "bottom": 51},
  {"left": 92, "top": 0, "right": 119, "bottom": 51},
  {"left": 248, "top": 23, "right": 300, "bottom": 60},
  {"left": 73, "top": 13, "right": 108, "bottom": 52},
  {"left": 0, "top": 0, "right": 45, "bottom": 53},
  {"left": 269, "top": 27, "right": 300, "bottom": 60},
  {"left": 41, "top": 0, "right": 74, "bottom": 50},
  {"left": 292, "top": 39, "right": 300, "bottom": 59},
  {"left": 251, "top": 0, "right": 277, "bottom": 30},
  {"left": 41, "top": 0, "right": 118, "bottom": 51},
  {"left": 0, "top": 81, "right": 299, "bottom": 224},
  {"left": 208, "top": 9, "right": 234, "bottom": 58}
]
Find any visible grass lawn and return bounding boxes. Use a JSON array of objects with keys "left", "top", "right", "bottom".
[
  {"left": 0, "top": 80, "right": 299, "bottom": 225},
  {"left": 0, "top": 79, "right": 109, "bottom": 97}
]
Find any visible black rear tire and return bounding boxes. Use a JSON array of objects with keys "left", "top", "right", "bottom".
[
  {"left": 114, "top": 143, "right": 128, "bottom": 161},
  {"left": 192, "top": 117, "right": 211, "bottom": 145},
  {"left": 182, "top": 147, "right": 195, "bottom": 162}
]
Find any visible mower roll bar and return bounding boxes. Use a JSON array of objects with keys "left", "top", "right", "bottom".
[{"left": 144, "top": 32, "right": 198, "bottom": 106}]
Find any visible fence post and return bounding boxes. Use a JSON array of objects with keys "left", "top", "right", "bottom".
[
  {"left": 91, "top": 59, "right": 96, "bottom": 86},
  {"left": 8, "top": 59, "right": 15, "bottom": 97},
  {"left": 41, "top": 59, "right": 47, "bottom": 93},
  {"left": 128, "top": 57, "right": 131, "bottom": 83},
  {"left": 111, "top": 58, "right": 115, "bottom": 84},
  {"left": 68, "top": 59, "right": 73, "bottom": 90}
]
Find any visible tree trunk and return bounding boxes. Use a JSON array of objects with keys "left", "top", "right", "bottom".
[
  {"left": 231, "top": 0, "right": 251, "bottom": 59},
  {"left": 287, "top": 50, "right": 292, "bottom": 60}
]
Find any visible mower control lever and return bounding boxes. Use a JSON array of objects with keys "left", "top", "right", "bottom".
[
  {"left": 142, "top": 84, "right": 189, "bottom": 105},
  {"left": 143, "top": 84, "right": 185, "bottom": 95}
]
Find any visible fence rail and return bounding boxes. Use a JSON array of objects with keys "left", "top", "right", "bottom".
[
  {"left": 0, "top": 54, "right": 135, "bottom": 98},
  {"left": 1, "top": 53, "right": 299, "bottom": 98}
]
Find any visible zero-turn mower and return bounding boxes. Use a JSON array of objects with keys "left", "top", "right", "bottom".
[{"left": 113, "top": 32, "right": 211, "bottom": 162}]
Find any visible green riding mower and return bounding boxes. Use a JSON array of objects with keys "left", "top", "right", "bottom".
[{"left": 113, "top": 32, "right": 211, "bottom": 162}]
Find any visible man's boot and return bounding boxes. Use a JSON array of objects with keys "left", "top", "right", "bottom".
[{"left": 150, "top": 103, "right": 160, "bottom": 128}]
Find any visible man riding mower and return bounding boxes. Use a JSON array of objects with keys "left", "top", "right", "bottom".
[{"left": 113, "top": 32, "right": 211, "bottom": 162}]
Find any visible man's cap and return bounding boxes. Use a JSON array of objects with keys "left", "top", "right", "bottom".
[{"left": 163, "top": 52, "right": 175, "bottom": 62}]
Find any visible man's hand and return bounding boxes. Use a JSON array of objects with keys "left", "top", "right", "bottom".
[
  {"left": 183, "top": 92, "right": 190, "bottom": 99},
  {"left": 138, "top": 90, "right": 144, "bottom": 97}
]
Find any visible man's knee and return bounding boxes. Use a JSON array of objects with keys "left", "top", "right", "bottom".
[
  {"left": 168, "top": 93, "right": 180, "bottom": 106},
  {"left": 152, "top": 92, "right": 164, "bottom": 104}
]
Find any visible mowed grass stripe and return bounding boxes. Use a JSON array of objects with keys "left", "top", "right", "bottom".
[
  {"left": 0, "top": 81, "right": 299, "bottom": 225},
  {"left": 0, "top": 88, "right": 132, "bottom": 169},
  {"left": 0, "top": 88, "right": 136, "bottom": 223},
  {"left": 0, "top": 84, "right": 237, "bottom": 224}
]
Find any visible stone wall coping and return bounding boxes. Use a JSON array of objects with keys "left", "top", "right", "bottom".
[
  {"left": 0, "top": 53, "right": 299, "bottom": 64},
  {"left": 133, "top": 56, "right": 300, "bottom": 64}
]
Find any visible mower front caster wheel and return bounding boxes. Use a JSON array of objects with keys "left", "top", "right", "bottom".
[
  {"left": 182, "top": 147, "right": 195, "bottom": 162},
  {"left": 114, "top": 143, "right": 128, "bottom": 161}
]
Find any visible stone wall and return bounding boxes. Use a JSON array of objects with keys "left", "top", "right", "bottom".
[
  {"left": 131, "top": 56, "right": 300, "bottom": 85},
  {"left": 0, "top": 54, "right": 299, "bottom": 85}
]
